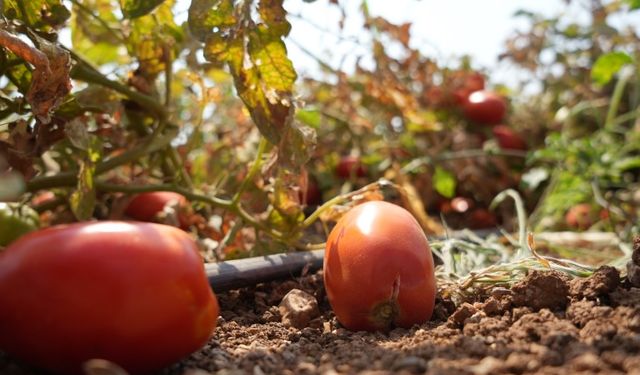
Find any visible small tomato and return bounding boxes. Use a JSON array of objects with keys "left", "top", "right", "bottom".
[
  {"left": 324, "top": 201, "right": 436, "bottom": 331},
  {"left": 0, "top": 221, "right": 219, "bottom": 375},
  {"left": 565, "top": 203, "right": 594, "bottom": 230},
  {"left": 492, "top": 125, "right": 527, "bottom": 151},
  {"left": 462, "top": 90, "right": 507, "bottom": 125},
  {"left": 469, "top": 208, "right": 498, "bottom": 229},
  {"left": 125, "top": 191, "right": 189, "bottom": 228},
  {"left": 299, "top": 177, "right": 322, "bottom": 206},
  {"left": 335, "top": 156, "right": 367, "bottom": 179}
]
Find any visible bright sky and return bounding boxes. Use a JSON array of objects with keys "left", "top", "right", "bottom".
[{"left": 284, "top": 0, "right": 639, "bottom": 88}]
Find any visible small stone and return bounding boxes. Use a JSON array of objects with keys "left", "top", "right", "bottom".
[
  {"left": 279, "top": 288, "right": 320, "bottom": 329},
  {"left": 512, "top": 270, "right": 569, "bottom": 311},
  {"left": 449, "top": 302, "right": 477, "bottom": 326},
  {"left": 570, "top": 266, "right": 620, "bottom": 299},
  {"left": 392, "top": 356, "right": 427, "bottom": 372}
]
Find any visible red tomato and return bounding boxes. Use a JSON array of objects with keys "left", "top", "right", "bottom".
[
  {"left": 492, "top": 125, "right": 527, "bottom": 151},
  {"left": 0, "top": 221, "right": 219, "bottom": 375},
  {"left": 125, "top": 191, "right": 189, "bottom": 228},
  {"left": 335, "top": 155, "right": 367, "bottom": 179},
  {"left": 453, "top": 72, "right": 486, "bottom": 105},
  {"left": 565, "top": 203, "right": 594, "bottom": 230},
  {"left": 324, "top": 201, "right": 436, "bottom": 331},
  {"left": 469, "top": 208, "right": 498, "bottom": 229},
  {"left": 299, "top": 177, "right": 322, "bottom": 206},
  {"left": 462, "top": 90, "right": 507, "bottom": 125}
]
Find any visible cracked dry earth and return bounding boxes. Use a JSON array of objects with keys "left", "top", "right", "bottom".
[{"left": 2, "top": 266, "right": 640, "bottom": 375}]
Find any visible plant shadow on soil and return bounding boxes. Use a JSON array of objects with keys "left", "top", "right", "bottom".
[{"left": 2, "top": 268, "right": 640, "bottom": 375}]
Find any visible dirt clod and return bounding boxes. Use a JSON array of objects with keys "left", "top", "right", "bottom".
[
  {"left": 278, "top": 288, "right": 320, "bottom": 329},
  {"left": 448, "top": 302, "right": 477, "bottom": 326},
  {"left": 512, "top": 270, "right": 570, "bottom": 311},
  {"left": 570, "top": 266, "right": 620, "bottom": 300},
  {"left": 3, "top": 268, "right": 640, "bottom": 375}
]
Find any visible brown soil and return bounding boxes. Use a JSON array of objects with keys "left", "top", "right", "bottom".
[{"left": 2, "top": 267, "right": 640, "bottom": 375}]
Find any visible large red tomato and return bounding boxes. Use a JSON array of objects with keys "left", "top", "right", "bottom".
[
  {"left": 324, "top": 201, "right": 436, "bottom": 331},
  {"left": 125, "top": 191, "right": 189, "bottom": 228},
  {"left": 0, "top": 221, "right": 219, "bottom": 375},
  {"left": 462, "top": 90, "right": 507, "bottom": 125}
]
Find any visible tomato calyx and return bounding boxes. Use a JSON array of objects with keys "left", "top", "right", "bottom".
[{"left": 369, "top": 275, "right": 401, "bottom": 330}]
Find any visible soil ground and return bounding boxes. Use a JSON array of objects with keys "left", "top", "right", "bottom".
[{"left": 2, "top": 265, "right": 640, "bottom": 375}]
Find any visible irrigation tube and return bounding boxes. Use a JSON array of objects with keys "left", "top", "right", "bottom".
[{"left": 205, "top": 228, "right": 502, "bottom": 293}]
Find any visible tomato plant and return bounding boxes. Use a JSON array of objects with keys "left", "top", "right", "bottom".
[
  {"left": 335, "top": 156, "right": 367, "bottom": 179},
  {"left": 0, "top": 221, "right": 219, "bottom": 375},
  {"left": 0, "top": 203, "right": 39, "bottom": 247},
  {"left": 492, "top": 125, "right": 527, "bottom": 151},
  {"left": 462, "top": 90, "right": 507, "bottom": 125},
  {"left": 125, "top": 192, "right": 189, "bottom": 228},
  {"left": 323, "top": 201, "right": 436, "bottom": 331}
]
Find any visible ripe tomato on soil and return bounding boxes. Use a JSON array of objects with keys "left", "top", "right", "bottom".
[
  {"left": 335, "top": 155, "right": 367, "bottom": 179},
  {"left": 492, "top": 125, "right": 527, "bottom": 151},
  {"left": 0, "top": 221, "right": 219, "bottom": 375},
  {"left": 462, "top": 90, "right": 507, "bottom": 125},
  {"left": 324, "top": 201, "right": 436, "bottom": 332},
  {"left": 125, "top": 191, "right": 189, "bottom": 228}
]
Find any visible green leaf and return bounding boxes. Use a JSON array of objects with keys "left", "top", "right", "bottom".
[
  {"left": 296, "top": 109, "right": 321, "bottom": 128},
  {"left": 613, "top": 156, "right": 640, "bottom": 171},
  {"left": 624, "top": 0, "right": 640, "bottom": 10},
  {"left": 70, "top": 138, "right": 101, "bottom": 221},
  {"left": 188, "top": 0, "right": 236, "bottom": 41},
  {"left": 258, "top": 0, "right": 291, "bottom": 37},
  {"left": 71, "top": 0, "right": 122, "bottom": 65},
  {"left": 3, "top": 0, "right": 70, "bottom": 28},
  {"left": 121, "top": 0, "right": 165, "bottom": 18},
  {"left": 127, "top": 0, "right": 182, "bottom": 77},
  {"left": 591, "top": 52, "right": 634, "bottom": 86},
  {"left": 433, "top": 166, "right": 456, "bottom": 198},
  {"left": 248, "top": 25, "right": 297, "bottom": 92}
]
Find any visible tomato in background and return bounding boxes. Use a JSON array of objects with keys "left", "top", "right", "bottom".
[
  {"left": 335, "top": 155, "right": 367, "bottom": 179},
  {"left": 492, "top": 125, "right": 527, "bottom": 151},
  {"left": 462, "top": 90, "right": 507, "bottom": 125},
  {"left": 324, "top": 201, "right": 436, "bottom": 331},
  {"left": 0, "top": 221, "right": 219, "bottom": 375},
  {"left": 0, "top": 203, "right": 39, "bottom": 247},
  {"left": 299, "top": 176, "right": 322, "bottom": 206},
  {"left": 125, "top": 191, "right": 189, "bottom": 228},
  {"left": 565, "top": 203, "right": 594, "bottom": 230},
  {"left": 453, "top": 72, "right": 486, "bottom": 105},
  {"left": 469, "top": 208, "right": 498, "bottom": 229}
]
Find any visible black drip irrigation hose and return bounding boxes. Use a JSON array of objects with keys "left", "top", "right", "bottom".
[{"left": 205, "top": 228, "right": 502, "bottom": 293}]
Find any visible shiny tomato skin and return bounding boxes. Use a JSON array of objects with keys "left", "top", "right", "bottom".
[
  {"left": 125, "top": 191, "right": 188, "bottom": 226},
  {"left": 0, "top": 221, "right": 219, "bottom": 375},
  {"left": 324, "top": 201, "right": 436, "bottom": 331},
  {"left": 492, "top": 125, "right": 527, "bottom": 151},
  {"left": 463, "top": 90, "right": 507, "bottom": 125},
  {"left": 335, "top": 156, "right": 367, "bottom": 179}
]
